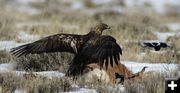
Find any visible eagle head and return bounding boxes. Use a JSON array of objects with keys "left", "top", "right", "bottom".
[{"left": 94, "top": 23, "right": 111, "bottom": 34}]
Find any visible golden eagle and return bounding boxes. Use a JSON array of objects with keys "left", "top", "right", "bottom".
[{"left": 10, "top": 23, "right": 122, "bottom": 76}]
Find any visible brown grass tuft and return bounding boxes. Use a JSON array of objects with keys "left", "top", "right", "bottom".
[{"left": 16, "top": 53, "right": 73, "bottom": 72}]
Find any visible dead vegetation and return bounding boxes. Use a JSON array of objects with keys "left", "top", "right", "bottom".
[
  {"left": 0, "top": 0, "right": 179, "bottom": 93},
  {"left": 124, "top": 69, "right": 179, "bottom": 93},
  {"left": 0, "top": 50, "right": 14, "bottom": 64},
  {"left": 16, "top": 53, "right": 73, "bottom": 72},
  {"left": 0, "top": 73, "right": 72, "bottom": 93},
  {"left": 0, "top": 12, "right": 17, "bottom": 40}
]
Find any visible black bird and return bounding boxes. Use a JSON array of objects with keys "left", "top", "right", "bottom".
[
  {"left": 10, "top": 23, "right": 122, "bottom": 77},
  {"left": 142, "top": 41, "right": 171, "bottom": 51}
]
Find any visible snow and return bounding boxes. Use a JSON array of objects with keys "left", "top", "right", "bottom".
[
  {"left": 63, "top": 88, "right": 97, "bottom": 93},
  {"left": 8, "top": 0, "right": 43, "bottom": 15},
  {"left": 14, "top": 88, "right": 97, "bottom": 93},
  {"left": 0, "top": 60, "right": 178, "bottom": 93},
  {"left": 153, "top": 31, "right": 180, "bottom": 41},
  {"left": 71, "top": 1, "right": 85, "bottom": 10},
  {"left": 122, "top": 61, "right": 178, "bottom": 73},
  {"left": 0, "top": 31, "right": 40, "bottom": 50},
  {"left": 0, "top": 63, "right": 64, "bottom": 79},
  {"left": 33, "top": 71, "right": 65, "bottom": 78},
  {"left": 16, "top": 71, "right": 65, "bottom": 79},
  {"left": 143, "top": 40, "right": 165, "bottom": 43},
  {"left": 0, "top": 0, "right": 179, "bottom": 93},
  {"left": 92, "top": 0, "right": 112, "bottom": 5},
  {"left": 114, "top": 84, "right": 125, "bottom": 92},
  {"left": 14, "top": 89, "right": 27, "bottom": 93},
  {"left": 0, "top": 41, "right": 25, "bottom": 51},
  {"left": 124, "top": 0, "right": 180, "bottom": 13},
  {"left": 18, "top": 31, "right": 40, "bottom": 42},
  {"left": 0, "top": 62, "right": 17, "bottom": 71},
  {"left": 165, "top": 23, "right": 180, "bottom": 31},
  {"left": 0, "top": 61, "right": 177, "bottom": 79},
  {"left": 17, "top": 0, "right": 45, "bottom": 4}
]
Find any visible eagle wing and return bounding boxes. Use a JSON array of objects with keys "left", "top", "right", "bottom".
[
  {"left": 78, "top": 35, "right": 122, "bottom": 69},
  {"left": 10, "top": 34, "right": 83, "bottom": 57}
]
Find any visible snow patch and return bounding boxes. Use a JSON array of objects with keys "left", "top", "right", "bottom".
[
  {"left": 14, "top": 89, "right": 27, "bottom": 93},
  {"left": 92, "top": 0, "right": 112, "bottom": 5},
  {"left": 64, "top": 88, "right": 97, "bottom": 93},
  {"left": 18, "top": 31, "right": 40, "bottom": 42},
  {"left": 17, "top": 0, "right": 45, "bottom": 4},
  {"left": 143, "top": 40, "right": 165, "bottom": 43},
  {"left": 0, "top": 62, "right": 17, "bottom": 71},
  {"left": 34, "top": 71, "right": 65, "bottom": 78},
  {"left": 71, "top": 1, "right": 85, "bottom": 10},
  {"left": 124, "top": 0, "right": 180, "bottom": 13},
  {"left": 122, "top": 61, "right": 178, "bottom": 73},
  {"left": 14, "top": 71, "right": 65, "bottom": 79},
  {"left": 8, "top": 0, "right": 43, "bottom": 15},
  {"left": 165, "top": 23, "right": 180, "bottom": 31},
  {"left": 153, "top": 31, "right": 180, "bottom": 41},
  {"left": 0, "top": 41, "right": 25, "bottom": 51},
  {"left": 0, "top": 62, "right": 64, "bottom": 78}
]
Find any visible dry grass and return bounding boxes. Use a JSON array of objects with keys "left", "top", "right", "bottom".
[
  {"left": 167, "top": 36, "right": 180, "bottom": 50},
  {"left": 142, "top": 50, "right": 179, "bottom": 63},
  {"left": 0, "top": 73, "right": 72, "bottom": 93},
  {"left": 124, "top": 69, "right": 179, "bottom": 93},
  {"left": 0, "top": 50, "right": 14, "bottom": 64},
  {"left": 0, "top": 12, "right": 17, "bottom": 40},
  {"left": 0, "top": 0, "right": 179, "bottom": 92},
  {"left": 124, "top": 72, "right": 165, "bottom": 93},
  {"left": 16, "top": 53, "right": 73, "bottom": 72}
]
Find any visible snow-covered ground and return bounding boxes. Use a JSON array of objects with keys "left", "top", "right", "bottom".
[
  {"left": 5, "top": 0, "right": 180, "bottom": 16},
  {"left": 18, "top": 31, "right": 40, "bottom": 42},
  {"left": 0, "top": 62, "right": 65, "bottom": 78},
  {"left": 0, "top": 31, "right": 40, "bottom": 50},
  {"left": 166, "top": 23, "right": 180, "bottom": 31},
  {"left": 0, "top": 60, "right": 178, "bottom": 93},
  {"left": 153, "top": 31, "right": 180, "bottom": 41},
  {"left": 13, "top": 88, "right": 97, "bottom": 93},
  {"left": 0, "top": 0, "right": 180, "bottom": 93},
  {"left": 0, "top": 41, "right": 25, "bottom": 51},
  {"left": 122, "top": 61, "right": 178, "bottom": 73},
  {"left": 0, "top": 30, "right": 178, "bottom": 92},
  {"left": 63, "top": 88, "right": 97, "bottom": 93},
  {"left": 124, "top": 0, "right": 180, "bottom": 13},
  {"left": 0, "top": 61, "right": 178, "bottom": 76},
  {"left": 0, "top": 62, "right": 17, "bottom": 71}
]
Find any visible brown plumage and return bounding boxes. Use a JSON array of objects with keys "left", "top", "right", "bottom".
[{"left": 10, "top": 23, "right": 122, "bottom": 77}]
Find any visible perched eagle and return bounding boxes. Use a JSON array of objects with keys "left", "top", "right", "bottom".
[{"left": 10, "top": 23, "right": 122, "bottom": 77}]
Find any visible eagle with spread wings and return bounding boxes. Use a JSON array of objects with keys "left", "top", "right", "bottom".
[{"left": 10, "top": 23, "right": 122, "bottom": 77}]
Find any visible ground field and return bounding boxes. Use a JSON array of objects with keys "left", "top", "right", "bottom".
[{"left": 0, "top": 0, "right": 179, "bottom": 93}]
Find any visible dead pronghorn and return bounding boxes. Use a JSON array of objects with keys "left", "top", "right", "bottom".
[{"left": 82, "top": 62, "right": 148, "bottom": 84}]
